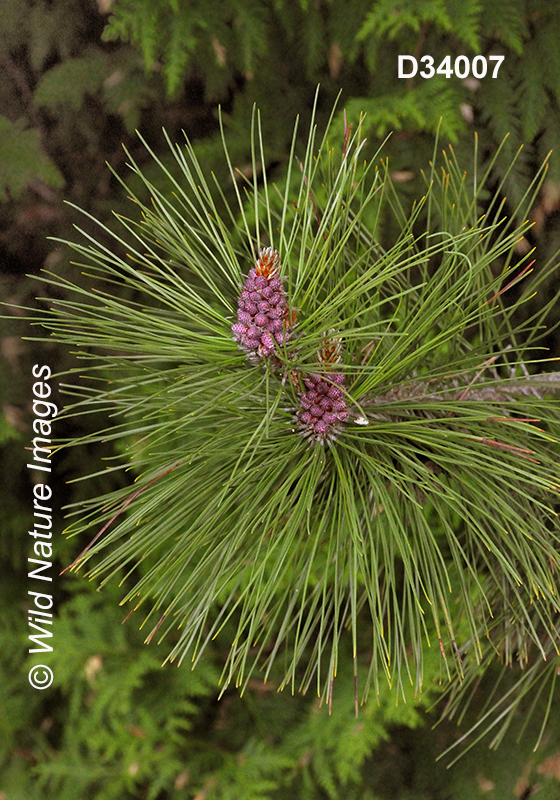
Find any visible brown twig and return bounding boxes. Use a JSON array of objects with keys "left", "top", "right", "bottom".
[{"left": 360, "top": 371, "right": 560, "bottom": 419}]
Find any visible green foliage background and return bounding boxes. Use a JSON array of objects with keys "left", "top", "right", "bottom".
[{"left": 2, "top": 0, "right": 560, "bottom": 798}]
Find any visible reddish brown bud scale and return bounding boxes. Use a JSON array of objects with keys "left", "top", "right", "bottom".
[
  {"left": 318, "top": 333, "right": 342, "bottom": 368},
  {"left": 255, "top": 246, "right": 280, "bottom": 279}
]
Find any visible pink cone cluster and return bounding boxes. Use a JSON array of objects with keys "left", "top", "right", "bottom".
[
  {"left": 233, "top": 249, "right": 349, "bottom": 444},
  {"left": 232, "top": 247, "right": 290, "bottom": 358},
  {"left": 297, "top": 372, "right": 348, "bottom": 444}
]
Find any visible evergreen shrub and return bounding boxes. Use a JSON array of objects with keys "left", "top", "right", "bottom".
[{"left": 27, "top": 100, "right": 560, "bottom": 763}]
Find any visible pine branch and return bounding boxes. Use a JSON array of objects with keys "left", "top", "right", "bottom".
[
  {"left": 361, "top": 370, "right": 560, "bottom": 417},
  {"left": 21, "top": 100, "right": 560, "bottom": 751}
]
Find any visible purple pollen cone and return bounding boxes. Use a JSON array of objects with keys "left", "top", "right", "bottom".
[
  {"left": 232, "top": 247, "right": 291, "bottom": 359},
  {"left": 296, "top": 372, "right": 347, "bottom": 445}
]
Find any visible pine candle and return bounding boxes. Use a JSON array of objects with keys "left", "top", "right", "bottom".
[{"left": 232, "top": 247, "right": 291, "bottom": 358}]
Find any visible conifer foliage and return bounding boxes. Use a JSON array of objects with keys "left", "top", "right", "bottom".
[
  {"left": 33, "top": 101, "right": 560, "bottom": 744},
  {"left": 103, "top": 0, "right": 560, "bottom": 202}
]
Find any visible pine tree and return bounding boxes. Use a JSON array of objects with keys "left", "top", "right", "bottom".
[{"left": 27, "top": 98, "right": 560, "bottom": 753}]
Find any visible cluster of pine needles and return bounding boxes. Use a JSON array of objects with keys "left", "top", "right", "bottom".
[{"left": 26, "top": 98, "right": 560, "bottom": 753}]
